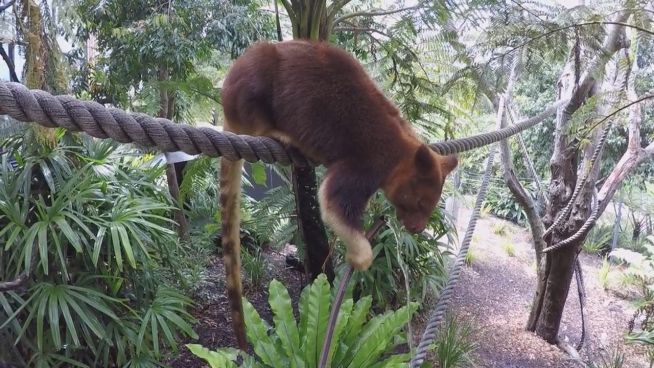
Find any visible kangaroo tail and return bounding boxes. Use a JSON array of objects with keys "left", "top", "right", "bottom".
[{"left": 219, "top": 155, "right": 247, "bottom": 350}]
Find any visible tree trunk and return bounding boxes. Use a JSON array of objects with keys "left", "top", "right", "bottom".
[
  {"left": 286, "top": 0, "right": 335, "bottom": 281},
  {"left": 527, "top": 15, "right": 631, "bottom": 342},
  {"left": 158, "top": 67, "right": 190, "bottom": 242},
  {"left": 292, "top": 166, "right": 334, "bottom": 280},
  {"left": 610, "top": 201, "right": 622, "bottom": 251}
]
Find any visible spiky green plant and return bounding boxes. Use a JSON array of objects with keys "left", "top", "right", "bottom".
[
  {"left": 188, "top": 274, "right": 419, "bottom": 368},
  {"left": 583, "top": 225, "right": 613, "bottom": 255},
  {"left": 0, "top": 135, "right": 198, "bottom": 367},
  {"left": 586, "top": 349, "right": 625, "bottom": 368},
  {"left": 428, "top": 315, "right": 477, "bottom": 368}
]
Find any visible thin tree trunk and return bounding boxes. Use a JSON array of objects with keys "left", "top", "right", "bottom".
[
  {"left": 0, "top": 44, "right": 19, "bottom": 82},
  {"left": 292, "top": 165, "right": 334, "bottom": 280},
  {"left": 611, "top": 201, "right": 622, "bottom": 251},
  {"left": 158, "top": 67, "right": 190, "bottom": 242},
  {"left": 496, "top": 56, "right": 548, "bottom": 268},
  {"left": 289, "top": 1, "right": 334, "bottom": 281}
]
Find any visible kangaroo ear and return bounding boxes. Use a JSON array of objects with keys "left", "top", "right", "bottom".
[
  {"left": 439, "top": 154, "right": 458, "bottom": 176},
  {"left": 414, "top": 144, "right": 435, "bottom": 172}
]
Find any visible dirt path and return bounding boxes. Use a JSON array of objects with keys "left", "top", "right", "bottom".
[{"left": 449, "top": 205, "right": 649, "bottom": 367}]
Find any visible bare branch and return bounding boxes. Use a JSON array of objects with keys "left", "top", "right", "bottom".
[
  {"left": 327, "top": 0, "right": 353, "bottom": 19},
  {"left": 0, "top": 44, "right": 19, "bottom": 82},
  {"left": 0, "top": 0, "right": 14, "bottom": 14},
  {"left": 0, "top": 272, "right": 30, "bottom": 292},
  {"left": 279, "top": 0, "right": 295, "bottom": 21},
  {"left": 333, "top": 26, "right": 391, "bottom": 38},
  {"left": 333, "top": 1, "right": 427, "bottom": 26},
  {"left": 496, "top": 58, "right": 547, "bottom": 264}
]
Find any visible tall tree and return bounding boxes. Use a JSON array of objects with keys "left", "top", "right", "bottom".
[
  {"left": 75, "top": 0, "right": 276, "bottom": 241},
  {"left": 434, "top": 0, "right": 654, "bottom": 345}
]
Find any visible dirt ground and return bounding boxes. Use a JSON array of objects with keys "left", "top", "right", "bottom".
[
  {"left": 168, "top": 206, "right": 650, "bottom": 367},
  {"left": 167, "top": 244, "right": 307, "bottom": 367},
  {"left": 448, "top": 206, "right": 649, "bottom": 368}
]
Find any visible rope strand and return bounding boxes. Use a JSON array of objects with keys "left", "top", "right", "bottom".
[
  {"left": 410, "top": 147, "right": 496, "bottom": 367},
  {"left": 0, "top": 81, "right": 562, "bottom": 162}
]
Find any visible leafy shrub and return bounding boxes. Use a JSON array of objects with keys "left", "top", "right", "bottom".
[
  {"left": 598, "top": 256, "right": 611, "bottom": 290},
  {"left": 427, "top": 315, "right": 477, "bottom": 368},
  {"left": 611, "top": 236, "right": 654, "bottom": 340},
  {"left": 483, "top": 185, "right": 538, "bottom": 226},
  {"left": 188, "top": 274, "right": 419, "bottom": 367},
  {"left": 0, "top": 135, "right": 198, "bottom": 366},
  {"left": 583, "top": 225, "right": 613, "bottom": 255},
  {"left": 464, "top": 249, "right": 477, "bottom": 267},
  {"left": 343, "top": 193, "right": 454, "bottom": 310},
  {"left": 241, "top": 247, "right": 270, "bottom": 291}
]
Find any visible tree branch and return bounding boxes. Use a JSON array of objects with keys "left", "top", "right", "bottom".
[
  {"left": 0, "top": 0, "right": 15, "bottom": 14},
  {"left": 333, "top": 1, "right": 427, "bottom": 26},
  {"left": 0, "top": 242, "right": 36, "bottom": 292},
  {"left": 274, "top": 0, "right": 283, "bottom": 41},
  {"left": 279, "top": 0, "right": 296, "bottom": 22},
  {"left": 496, "top": 58, "right": 547, "bottom": 265},
  {"left": 0, "top": 272, "right": 30, "bottom": 292},
  {"left": 487, "top": 19, "right": 648, "bottom": 69},
  {"left": 327, "top": 0, "right": 353, "bottom": 19},
  {"left": 0, "top": 44, "right": 19, "bottom": 82},
  {"left": 333, "top": 26, "right": 391, "bottom": 38}
]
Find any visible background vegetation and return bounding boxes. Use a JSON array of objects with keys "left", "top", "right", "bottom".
[{"left": 0, "top": 0, "right": 653, "bottom": 367}]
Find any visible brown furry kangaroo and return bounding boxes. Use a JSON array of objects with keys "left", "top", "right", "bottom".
[{"left": 219, "top": 40, "right": 458, "bottom": 348}]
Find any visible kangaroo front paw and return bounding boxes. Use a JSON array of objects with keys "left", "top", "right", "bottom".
[{"left": 345, "top": 246, "right": 373, "bottom": 270}]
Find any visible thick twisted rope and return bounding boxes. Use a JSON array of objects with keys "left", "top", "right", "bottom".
[
  {"left": 543, "top": 202, "right": 600, "bottom": 253},
  {"left": 429, "top": 99, "right": 566, "bottom": 155},
  {"left": 543, "top": 123, "right": 611, "bottom": 237},
  {"left": 0, "top": 82, "right": 310, "bottom": 166},
  {"left": 0, "top": 81, "right": 562, "bottom": 162},
  {"left": 317, "top": 217, "right": 387, "bottom": 368},
  {"left": 410, "top": 147, "right": 496, "bottom": 367}
]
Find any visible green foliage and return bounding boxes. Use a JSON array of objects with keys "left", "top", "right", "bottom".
[
  {"left": 611, "top": 236, "right": 654, "bottom": 341},
  {"left": 492, "top": 222, "right": 508, "bottom": 236},
  {"left": 426, "top": 315, "right": 477, "bottom": 368},
  {"left": 241, "top": 247, "right": 270, "bottom": 291},
  {"left": 586, "top": 349, "right": 625, "bottom": 368},
  {"left": 464, "top": 248, "right": 476, "bottom": 267},
  {"left": 344, "top": 193, "right": 454, "bottom": 310},
  {"left": 484, "top": 186, "right": 531, "bottom": 225},
  {"left": 188, "top": 275, "right": 419, "bottom": 368},
  {"left": 598, "top": 256, "right": 611, "bottom": 291},
  {"left": 73, "top": 0, "right": 275, "bottom": 117},
  {"left": 186, "top": 344, "right": 241, "bottom": 368},
  {"left": 503, "top": 243, "right": 516, "bottom": 257},
  {"left": 0, "top": 134, "right": 197, "bottom": 366},
  {"left": 243, "top": 166, "right": 298, "bottom": 249},
  {"left": 583, "top": 225, "right": 613, "bottom": 255}
]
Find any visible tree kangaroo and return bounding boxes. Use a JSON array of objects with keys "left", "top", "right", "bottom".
[{"left": 219, "top": 40, "right": 458, "bottom": 348}]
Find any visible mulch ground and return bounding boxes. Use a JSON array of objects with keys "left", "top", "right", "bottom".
[
  {"left": 167, "top": 206, "right": 650, "bottom": 367},
  {"left": 167, "top": 244, "right": 306, "bottom": 367},
  {"left": 449, "top": 206, "right": 649, "bottom": 368}
]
